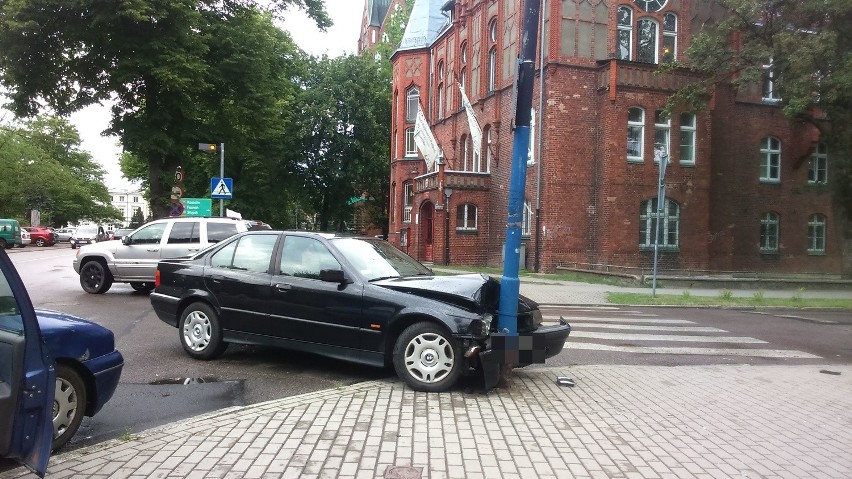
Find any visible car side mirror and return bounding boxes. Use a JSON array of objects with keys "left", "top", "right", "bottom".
[
  {"left": 319, "top": 269, "right": 348, "bottom": 284},
  {"left": 122, "top": 236, "right": 132, "bottom": 246}
]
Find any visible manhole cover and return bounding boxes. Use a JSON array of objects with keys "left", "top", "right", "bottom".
[{"left": 384, "top": 466, "right": 422, "bottom": 479}]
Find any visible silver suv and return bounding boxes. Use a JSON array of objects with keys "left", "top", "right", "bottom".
[{"left": 73, "top": 217, "right": 247, "bottom": 294}]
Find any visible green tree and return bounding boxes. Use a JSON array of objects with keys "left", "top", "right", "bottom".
[
  {"left": 0, "top": 116, "right": 120, "bottom": 225},
  {"left": 669, "top": 0, "right": 852, "bottom": 276},
  {"left": 129, "top": 207, "right": 145, "bottom": 228},
  {"left": 295, "top": 54, "right": 391, "bottom": 232},
  {"left": 0, "top": 0, "right": 329, "bottom": 218}
]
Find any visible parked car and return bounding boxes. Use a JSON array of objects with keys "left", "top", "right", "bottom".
[
  {"left": 109, "top": 228, "right": 134, "bottom": 241},
  {"left": 0, "top": 248, "right": 124, "bottom": 475},
  {"left": 73, "top": 217, "right": 247, "bottom": 294},
  {"left": 150, "top": 231, "right": 571, "bottom": 392},
  {"left": 244, "top": 219, "right": 272, "bottom": 231},
  {"left": 54, "top": 227, "right": 76, "bottom": 242},
  {"left": 70, "top": 225, "right": 107, "bottom": 249},
  {"left": 23, "top": 227, "right": 56, "bottom": 247},
  {"left": 0, "top": 218, "right": 23, "bottom": 249},
  {"left": 19, "top": 229, "right": 31, "bottom": 247}
]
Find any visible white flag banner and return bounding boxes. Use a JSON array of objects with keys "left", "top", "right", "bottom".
[
  {"left": 459, "top": 82, "right": 483, "bottom": 171},
  {"left": 413, "top": 106, "right": 442, "bottom": 172}
]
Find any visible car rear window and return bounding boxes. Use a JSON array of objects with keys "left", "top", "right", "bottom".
[
  {"left": 206, "top": 222, "right": 239, "bottom": 243},
  {"left": 167, "top": 222, "right": 200, "bottom": 244}
]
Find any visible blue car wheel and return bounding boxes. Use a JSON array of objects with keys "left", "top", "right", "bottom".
[{"left": 53, "top": 364, "right": 87, "bottom": 451}]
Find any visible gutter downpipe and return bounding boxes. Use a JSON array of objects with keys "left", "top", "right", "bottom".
[
  {"left": 534, "top": 0, "right": 546, "bottom": 273},
  {"left": 498, "top": 0, "right": 540, "bottom": 336}
]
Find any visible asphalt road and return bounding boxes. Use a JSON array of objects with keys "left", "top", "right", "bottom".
[{"left": 6, "top": 244, "right": 852, "bottom": 454}]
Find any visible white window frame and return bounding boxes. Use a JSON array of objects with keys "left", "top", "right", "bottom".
[
  {"left": 640, "top": 197, "right": 680, "bottom": 249},
  {"left": 485, "top": 126, "right": 493, "bottom": 172},
  {"left": 405, "top": 87, "right": 419, "bottom": 123},
  {"left": 522, "top": 201, "right": 532, "bottom": 237},
  {"left": 405, "top": 127, "right": 417, "bottom": 157},
  {"left": 527, "top": 108, "right": 536, "bottom": 167},
  {"left": 654, "top": 110, "right": 670, "bottom": 164},
  {"left": 760, "top": 212, "right": 780, "bottom": 253},
  {"left": 760, "top": 136, "right": 781, "bottom": 183},
  {"left": 807, "top": 214, "right": 826, "bottom": 254},
  {"left": 627, "top": 107, "right": 645, "bottom": 162},
  {"left": 662, "top": 13, "right": 677, "bottom": 62},
  {"left": 460, "top": 134, "right": 469, "bottom": 171},
  {"left": 438, "top": 83, "right": 444, "bottom": 120},
  {"left": 403, "top": 182, "right": 413, "bottom": 223},
  {"left": 456, "top": 203, "right": 478, "bottom": 231},
  {"left": 679, "top": 113, "right": 696, "bottom": 165},
  {"left": 808, "top": 142, "right": 828, "bottom": 184},
  {"left": 762, "top": 59, "right": 781, "bottom": 102},
  {"left": 487, "top": 47, "right": 497, "bottom": 93}
]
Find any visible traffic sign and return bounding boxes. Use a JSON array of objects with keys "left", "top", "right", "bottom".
[
  {"left": 181, "top": 198, "right": 212, "bottom": 217},
  {"left": 167, "top": 201, "right": 185, "bottom": 217},
  {"left": 170, "top": 185, "right": 184, "bottom": 200},
  {"left": 211, "top": 177, "right": 233, "bottom": 199}
]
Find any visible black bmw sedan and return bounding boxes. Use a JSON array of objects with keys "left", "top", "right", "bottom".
[{"left": 150, "top": 231, "right": 570, "bottom": 392}]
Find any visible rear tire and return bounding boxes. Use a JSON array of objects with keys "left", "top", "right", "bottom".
[
  {"left": 130, "top": 282, "right": 155, "bottom": 293},
  {"left": 52, "top": 364, "right": 87, "bottom": 451},
  {"left": 35, "top": 238, "right": 46, "bottom": 247},
  {"left": 393, "top": 322, "right": 462, "bottom": 392},
  {"left": 79, "top": 260, "right": 113, "bottom": 294},
  {"left": 180, "top": 302, "right": 228, "bottom": 360},
  {"left": 0, "top": 239, "right": 7, "bottom": 249}
]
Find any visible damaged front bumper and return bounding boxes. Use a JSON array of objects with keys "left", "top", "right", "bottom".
[{"left": 477, "top": 318, "right": 572, "bottom": 390}]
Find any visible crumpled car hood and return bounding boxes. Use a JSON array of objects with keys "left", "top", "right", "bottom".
[
  {"left": 371, "top": 273, "right": 501, "bottom": 312},
  {"left": 35, "top": 309, "right": 117, "bottom": 361}
]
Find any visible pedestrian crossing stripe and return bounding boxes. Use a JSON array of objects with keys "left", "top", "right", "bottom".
[
  {"left": 571, "top": 323, "right": 726, "bottom": 333},
  {"left": 544, "top": 315, "right": 695, "bottom": 324},
  {"left": 566, "top": 342, "right": 822, "bottom": 359},
  {"left": 570, "top": 331, "right": 767, "bottom": 343},
  {"left": 213, "top": 178, "right": 232, "bottom": 196}
]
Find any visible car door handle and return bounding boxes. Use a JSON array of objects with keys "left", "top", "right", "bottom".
[
  {"left": 275, "top": 283, "right": 292, "bottom": 292},
  {"left": 147, "top": 248, "right": 160, "bottom": 252}
]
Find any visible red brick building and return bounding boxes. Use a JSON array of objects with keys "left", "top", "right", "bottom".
[{"left": 374, "top": 0, "right": 841, "bottom": 276}]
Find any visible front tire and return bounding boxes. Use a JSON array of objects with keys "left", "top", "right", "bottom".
[
  {"left": 130, "top": 282, "right": 155, "bottom": 293},
  {"left": 52, "top": 364, "right": 87, "bottom": 451},
  {"left": 180, "top": 302, "right": 228, "bottom": 360},
  {"left": 79, "top": 260, "right": 113, "bottom": 294},
  {"left": 393, "top": 322, "right": 463, "bottom": 392},
  {"left": 35, "top": 238, "right": 46, "bottom": 247}
]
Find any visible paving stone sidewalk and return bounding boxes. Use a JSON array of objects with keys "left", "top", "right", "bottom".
[{"left": 4, "top": 364, "right": 850, "bottom": 479}]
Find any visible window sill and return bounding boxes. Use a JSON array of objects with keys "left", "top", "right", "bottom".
[
  {"left": 640, "top": 246, "right": 679, "bottom": 253},
  {"left": 680, "top": 161, "right": 696, "bottom": 168},
  {"left": 759, "top": 179, "right": 781, "bottom": 184},
  {"left": 759, "top": 250, "right": 779, "bottom": 255},
  {"left": 627, "top": 158, "right": 643, "bottom": 164},
  {"left": 807, "top": 250, "right": 826, "bottom": 256},
  {"left": 456, "top": 228, "right": 478, "bottom": 234}
]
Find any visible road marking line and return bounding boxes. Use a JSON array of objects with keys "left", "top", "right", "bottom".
[
  {"left": 544, "top": 315, "right": 694, "bottom": 324},
  {"left": 570, "top": 331, "right": 767, "bottom": 344},
  {"left": 565, "top": 342, "right": 822, "bottom": 359},
  {"left": 571, "top": 323, "right": 726, "bottom": 333}
]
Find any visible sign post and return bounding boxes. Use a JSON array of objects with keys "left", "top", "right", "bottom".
[{"left": 199, "top": 143, "right": 227, "bottom": 216}]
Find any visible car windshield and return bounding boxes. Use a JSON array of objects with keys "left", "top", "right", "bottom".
[
  {"left": 76, "top": 226, "right": 99, "bottom": 235},
  {"left": 331, "top": 237, "right": 432, "bottom": 281}
]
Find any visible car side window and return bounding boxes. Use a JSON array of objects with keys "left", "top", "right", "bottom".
[
  {"left": 167, "top": 222, "right": 200, "bottom": 244},
  {"left": 210, "top": 241, "right": 237, "bottom": 269},
  {"left": 130, "top": 222, "right": 167, "bottom": 245},
  {"left": 231, "top": 235, "right": 278, "bottom": 273},
  {"left": 279, "top": 236, "right": 340, "bottom": 279},
  {"left": 206, "top": 223, "right": 238, "bottom": 243},
  {"left": 0, "top": 269, "right": 22, "bottom": 334}
]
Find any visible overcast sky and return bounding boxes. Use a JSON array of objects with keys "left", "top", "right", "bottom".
[{"left": 71, "top": 0, "right": 365, "bottom": 190}]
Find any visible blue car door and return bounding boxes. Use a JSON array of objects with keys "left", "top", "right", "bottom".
[{"left": 0, "top": 249, "right": 55, "bottom": 477}]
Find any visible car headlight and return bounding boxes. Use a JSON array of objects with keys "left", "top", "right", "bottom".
[{"left": 469, "top": 313, "right": 493, "bottom": 339}]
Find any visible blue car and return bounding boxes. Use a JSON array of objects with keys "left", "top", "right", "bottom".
[{"left": 0, "top": 249, "right": 123, "bottom": 477}]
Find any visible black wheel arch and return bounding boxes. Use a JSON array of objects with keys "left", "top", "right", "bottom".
[{"left": 54, "top": 359, "right": 96, "bottom": 417}]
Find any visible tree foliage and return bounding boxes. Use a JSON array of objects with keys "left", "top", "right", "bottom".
[
  {"left": 296, "top": 54, "right": 391, "bottom": 232},
  {"left": 669, "top": 0, "right": 852, "bottom": 219},
  {"left": 0, "top": 116, "right": 121, "bottom": 225},
  {"left": 0, "top": 0, "right": 329, "bottom": 218}
]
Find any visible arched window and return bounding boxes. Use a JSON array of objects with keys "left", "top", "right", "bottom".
[
  {"left": 438, "top": 82, "right": 445, "bottom": 120},
  {"left": 640, "top": 197, "right": 680, "bottom": 249},
  {"left": 760, "top": 137, "right": 781, "bottom": 182},
  {"left": 403, "top": 181, "right": 414, "bottom": 223},
  {"left": 456, "top": 204, "right": 478, "bottom": 231},
  {"left": 487, "top": 18, "right": 498, "bottom": 93},
  {"left": 405, "top": 87, "right": 419, "bottom": 123},
  {"left": 484, "top": 124, "right": 493, "bottom": 171},
  {"left": 662, "top": 13, "right": 677, "bottom": 62},
  {"left": 760, "top": 212, "right": 780, "bottom": 253},
  {"left": 617, "top": 6, "right": 633, "bottom": 60},
  {"left": 808, "top": 214, "right": 827, "bottom": 254},
  {"left": 627, "top": 107, "right": 644, "bottom": 161},
  {"left": 636, "top": 18, "right": 658, "bottom": 64},
  {"left": 460, "top": 41, "right": 467, "bottom": 64}
]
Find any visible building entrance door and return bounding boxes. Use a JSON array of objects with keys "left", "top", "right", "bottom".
[{"left": 421, "top": 202, "right": 434, "bottom": 262}]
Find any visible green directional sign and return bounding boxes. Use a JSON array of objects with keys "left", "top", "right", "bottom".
[{"left": 181, "top": 198, "right": 212, "bottom": 217}]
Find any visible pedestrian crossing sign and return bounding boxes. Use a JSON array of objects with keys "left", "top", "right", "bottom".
[{"left": 211, "top": 177, "right": 233, "bottom": 199}]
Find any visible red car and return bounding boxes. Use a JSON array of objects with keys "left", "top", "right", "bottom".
[{"left": 23, "top": 226, "right": 56, "bottom": 247}]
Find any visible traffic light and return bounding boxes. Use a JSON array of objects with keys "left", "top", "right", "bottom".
[{"left": 198, "top": 143, "right": 218, "bottom": 153}]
